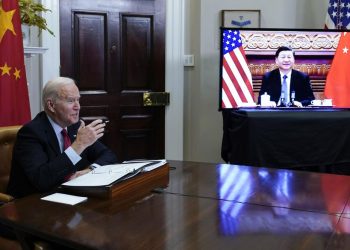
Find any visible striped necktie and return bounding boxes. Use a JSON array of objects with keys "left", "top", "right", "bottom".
[
  {"left": 61, "top": 129, "right": 71, "bottom": 150},
  {"left": 282, "top": 75, "right": 289, "bottom": 105}
]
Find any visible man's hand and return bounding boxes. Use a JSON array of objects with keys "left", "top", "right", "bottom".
[
  {"left": 293, "top": 101, "right": 303, "bottom": 107},
  {"left": 71, "top": 119, "right": 106, "bottom": 154},
  {"left": 269, "top": 101, "right": 277, "bottom": 107},
  {"left": 67, "top": 168, "right": 91, "bottom": 180}
]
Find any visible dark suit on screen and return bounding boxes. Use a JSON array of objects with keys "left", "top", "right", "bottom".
[
  {"left": 258, "top": 69, "right": 315, "bottom": 106},
  {"left": 7, "top": 111, "right": 117, "bottom": 198}
]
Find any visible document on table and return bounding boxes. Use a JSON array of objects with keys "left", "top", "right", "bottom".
[
  {"left": 62, "top": 162, "right": 150, "bottom": 187},
  {"left": 122, "top": 159, "right": 167, "bottom": 172},
  {"left": 41, "top": 193, "right": 87, "bottom": 205}
]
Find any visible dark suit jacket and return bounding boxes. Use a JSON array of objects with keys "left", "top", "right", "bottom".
[
  {"left": 258, "top": 69, "right": 315, "bottom": 106},
  {"left": 7, "top": 111, "right": 117, "bottom": 198}
]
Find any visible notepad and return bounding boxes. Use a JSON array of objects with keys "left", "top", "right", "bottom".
[{"left": 41, "top": 193, "right": 87, "bottom": 205}]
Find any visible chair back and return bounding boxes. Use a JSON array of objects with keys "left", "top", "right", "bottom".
[{"left": 0, "top": 126, "right": 21, "bottom": 193}]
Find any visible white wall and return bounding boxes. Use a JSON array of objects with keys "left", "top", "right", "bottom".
[
  {"left": 27, "top": 0, "right": 329, "bottom": 163},
  {"left": 183, "top": 0, "right": 329, "bottom": 163},
  {"left": 23, "top": 0, "right": 60, "bottom": 118},
  {"left": 24, "top": 27, "right": 41, "bottom": 118}
]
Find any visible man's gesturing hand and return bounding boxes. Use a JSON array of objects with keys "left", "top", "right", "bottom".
[{"left": 71, "top": 119, "right": 106, "bottom": 154}]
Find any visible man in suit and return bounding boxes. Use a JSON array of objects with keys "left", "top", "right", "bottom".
[
  {"left": 258, "top": 46, "right": 315, "bottom": 107},
  {"left": 7, "top": 77, "right": 117, "bottom": 198}
]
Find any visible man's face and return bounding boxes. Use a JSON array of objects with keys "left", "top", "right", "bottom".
[
  {"left": 50, "top": 84, "right": 81, "bottom": 128},
  {"left": 275, "top": 50, "right": 295, "bottom": 72}
]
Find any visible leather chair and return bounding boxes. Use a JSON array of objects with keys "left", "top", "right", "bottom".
[
  {"left": 0, "top": 125, "right": 20, "bottom": 203},
  {"left": 0, "top": 125, "right": 21, "bottom": 250},
  {"left": 0, "top": 126, "right": 52, "bottom": 250}
]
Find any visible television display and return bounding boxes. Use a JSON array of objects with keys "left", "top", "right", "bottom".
[{"left": 219, "top": 28, "right": 344, "bottom": 110}]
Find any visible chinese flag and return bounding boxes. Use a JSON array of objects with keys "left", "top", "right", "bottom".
[
  {"left": 0, "top": 0, "right": 31, "bottom": 126},
  {"left": 324, "top": 32, "right": 350, "bottom": 107}
]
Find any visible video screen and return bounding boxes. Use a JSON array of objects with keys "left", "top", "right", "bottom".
[{"left": 219, "top": 28, "right": 343, "bottom": 110}]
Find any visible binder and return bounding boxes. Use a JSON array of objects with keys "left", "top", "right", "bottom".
[{"left": 59, "top": 161, "right": 169, "bottom": 199}]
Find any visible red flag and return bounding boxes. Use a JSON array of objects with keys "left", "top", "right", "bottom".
[
  {"left": 221, "top": 30, "right": 254, "bottom": 108},
  {"left": 0, "top": 0, "right": 31, "bottom": 126},
  {"left": 324, "top": 32, "right": 350, "bottom": 107}
]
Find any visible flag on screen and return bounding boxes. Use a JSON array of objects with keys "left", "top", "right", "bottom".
[
  {"left": 0, "top": 0, "right": 31, "bottom": 126},
  {"left": 221, "top": 30, "right": 254, "bottom": 108},
  {"left": 324, "top": 32, "right": 350, "bottom": 107},
  {"left": 325, "top": 0, "right": 350, "bottom": 29}
]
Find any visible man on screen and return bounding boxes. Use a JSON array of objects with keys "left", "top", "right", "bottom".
[{"left": 258, "top": 46, "right": 315, "bottom": 107}]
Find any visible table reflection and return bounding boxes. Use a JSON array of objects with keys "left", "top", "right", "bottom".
[{"left": 217, "top": 164, "right": 334, "bottom": 235}]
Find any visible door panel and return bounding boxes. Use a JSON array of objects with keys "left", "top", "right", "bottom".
[
  {"left": 121, "top": 14, "right": 153, "bottom": 89},
  {"left": 74, "top": 12, "right": 107, "bottom": 90},
  {"left": 60, "top": 0, "right": 165, "bottom": 161}
]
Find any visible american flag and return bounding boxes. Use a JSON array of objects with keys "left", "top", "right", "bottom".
[
  {"left": 325, "top": 0, "right": 350, "bottom": 29},
  {"left": 221, "top": 30, "right": 254, "bottom": 108}
]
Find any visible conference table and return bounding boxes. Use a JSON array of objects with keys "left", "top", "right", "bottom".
[
  {"left": 1, "top": 161, "right": 350, "bottom": 249},
  {"left": 221, "top": 108, "right": 350, "bottom": 170}
]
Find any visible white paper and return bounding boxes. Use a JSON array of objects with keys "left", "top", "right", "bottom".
[
  {"left": 62, "top": 162, "right": 149, "bottom": 187},
  {"left": 41, "top": 193, "right": 87, "bottom": 205}
]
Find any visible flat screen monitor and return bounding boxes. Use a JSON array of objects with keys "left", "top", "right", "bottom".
[{"left": 219, "top": 28, "right": 343, "bottom": 110}]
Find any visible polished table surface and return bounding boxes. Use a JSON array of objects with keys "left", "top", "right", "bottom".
[
  {"left": 221, "top": 108, "right": 350, "bottom": 170},
  {"left": 1, "top": 161, "right": 350, "bottom": 249}
]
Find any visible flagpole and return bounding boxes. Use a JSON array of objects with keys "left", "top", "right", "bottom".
[{"left": 337, "top": 0, "right": 341, "bottom": 29}]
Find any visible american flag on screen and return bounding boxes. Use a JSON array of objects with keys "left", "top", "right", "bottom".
[
  {"left": 221, "top": 30, "right": 254, "bottom": 108},
  {"left": 325, "top": 0, "right": 350, "bottom": 29}
]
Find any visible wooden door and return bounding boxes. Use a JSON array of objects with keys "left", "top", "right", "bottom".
[{"left": 59, "top": 0, "right": 165, "bottom": 161}]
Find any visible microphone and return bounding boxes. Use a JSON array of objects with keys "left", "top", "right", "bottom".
[
  {"left": 289, "top": 91, "right": 296, "bottom": 107},
  {"left": 291, "top": 91, "right": 295, "bottom": 103}
]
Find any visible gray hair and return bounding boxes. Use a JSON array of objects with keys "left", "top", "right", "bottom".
[{"left": 42, "top": 77, "right": 76, "bottom": 109}]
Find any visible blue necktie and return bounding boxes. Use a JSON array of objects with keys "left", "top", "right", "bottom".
[{"left": 282, "top": 75, "right": 289, "bottom": 105}]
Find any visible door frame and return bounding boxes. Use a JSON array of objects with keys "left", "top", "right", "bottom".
[{"left": 41, "top": 0, "right": 184, "bottom": 160}]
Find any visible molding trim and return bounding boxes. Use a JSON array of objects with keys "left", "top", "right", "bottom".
[
  {"left": 165, "top": 0, "right": 185, "bottom": 160},
  {"left": 24, "top": 47, "right": 48, "bottom": 58}
]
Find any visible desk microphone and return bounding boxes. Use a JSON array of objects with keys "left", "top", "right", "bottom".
[
  {"left": 278, "top": 91, "right": 286, "bottom": 107},
  {"left": 291, "top": 91, "right": 295, "bottom": 103},
  {"left": 290, "top": 91, "right": 296, "bottom": 107}
]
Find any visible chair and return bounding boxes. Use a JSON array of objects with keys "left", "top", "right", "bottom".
[
  {"left": 0, "top": 126, "right": 20, "bottom": 203},
  {"left": 0, "top": 126, "right": 52, "bottom": 250},
  {"left": 0, "top": 125, "right": 21, "bottom": 250}
]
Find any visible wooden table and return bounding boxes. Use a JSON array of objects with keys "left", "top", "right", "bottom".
[{"left": 1, "top": 161, "right": 350, "bottom": 249}]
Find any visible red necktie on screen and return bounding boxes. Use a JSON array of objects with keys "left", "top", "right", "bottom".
[{"left": 61, "top": 129, "right": 71, "bottom": 150}]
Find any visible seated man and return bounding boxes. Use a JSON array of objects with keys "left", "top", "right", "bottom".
[
  {"left": 7, "top": 77, "right": 117, "bottom": 198},
  {"left": 258, "top": 46, "right": 315, "bottom": 107}
]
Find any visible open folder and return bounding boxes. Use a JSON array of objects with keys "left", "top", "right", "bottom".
[{"left": 62, "top": 159, "right": 167, "bottom": 187}]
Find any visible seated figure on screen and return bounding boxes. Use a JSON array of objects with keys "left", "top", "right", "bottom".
[
  {"left": 258, "top": 46, "right": 315, "bottom": 107},
  {"left": 7, "top": 77, "right": 117, "bottom": 198}
]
